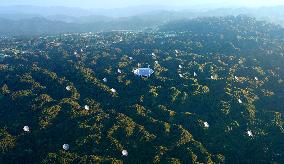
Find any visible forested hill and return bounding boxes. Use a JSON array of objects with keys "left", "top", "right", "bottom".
[
  {"left": 159, "top": 16, "right": 284, "bottom": 39},
  {"left": 0, "top": 16, "right": 284, "bottom": 163},
  {"left": 159, "top": 16, "right": 284, "bottom": 68}
]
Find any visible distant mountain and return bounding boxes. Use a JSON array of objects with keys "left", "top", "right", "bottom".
[
  {"left": 0, "top": 17, "right": 79, "bottom": 36},
  {"left": 1, "top": 5, "right": 284, "bottom": 36},
  {"left": 158, "top": 16, "right": 284, "bottom": 39},
  {"left": 0, "top": 5, "right": 91, "bottom": 17},
  {"left": 0, "top": 16, "right": 162, "bottom": 36},
  {"left": 0, "top": 5, "right": 173, "bottom": 18},
  {"left": 46, "top": 15, "right": 113, "bottom": 24}
]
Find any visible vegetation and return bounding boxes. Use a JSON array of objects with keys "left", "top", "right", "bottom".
[{"left": 0, "top": 16, "right": 284, "bottom": 163}]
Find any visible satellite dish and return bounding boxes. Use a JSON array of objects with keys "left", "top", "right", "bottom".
[
  {"left": 247, "top": 130, "right": 253, "bottom": 137},
  {"left": 204, "top": 122, "right": 209, "bottom": 128},
  {"left": 63, "top": 144, "right": 69, "bottom": 150},
  {"left": 23, "top": 126, "right": 30, "bottom": 132},
  {"left": 133, "top": 68, "right": 154, "bottom": 77},
  {"left": 111, "top": 88, "right": 116, "bottom": 93},
  {"left": 66, "top": 86, "right": 71, "bottom": 91},
  {"left": 122, "top": 150, "right": 128, "bottom": 156},
  {"left": 238, "top": 99, "right": 243, "bottom": 104},
  {"left": 235, "top": 76, "right": 239, "bottom": 81},
  {"left": 84, "top": 105, "right": 90, "bottom": 110}
]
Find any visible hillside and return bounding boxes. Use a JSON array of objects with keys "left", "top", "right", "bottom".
[
  {"left": 2, "top": 6, "right": 284, "bottom": 37},
  {"left": 0, "top": 16, "right": 159, "bottom": 37},
  {"left": 0, "top": 16, "right": 283, "bottom": 163}
]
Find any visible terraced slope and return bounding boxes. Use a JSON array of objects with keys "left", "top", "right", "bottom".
[{"left": 0, "top": 16, "right": 284, "bottom": 163}]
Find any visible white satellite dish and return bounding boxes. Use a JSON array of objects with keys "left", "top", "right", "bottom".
[
  {"left": 247, "top": 130, "right": 253, "bottom": 137},
  {"left": 238, "top": 99, "right": 243, "bottom": 104},
  {"left": 204, "top": 122, "right": 209, "bottom": 128},
  {"left": 63, "top": 144, "right": 69, "bottom": 150},
  {"left": 111, "top": 88, "right": 116, "bottom": 93},
  {"left": 66, "top": 86, "right": 71, "bottom": 91},
  {"left": 84, "top": 105, "right": 90, "bottom": 110},
  {"left": 23, "top": 126, "right": 30, "bottom": 132},
  {"left": 122, "top": 150, "right": 128, "bottom": 156}
]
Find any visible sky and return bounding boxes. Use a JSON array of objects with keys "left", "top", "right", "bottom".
[{"left": 1, "top": 0, "right": 284, "bottom": 9}]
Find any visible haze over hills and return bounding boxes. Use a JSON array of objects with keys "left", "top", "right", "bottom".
[
  {"left": 0, "top": 5, "right": 176, "bottom": 18},
  {"left": 1, "top": 5, "right": 284, "bottom": 36}
]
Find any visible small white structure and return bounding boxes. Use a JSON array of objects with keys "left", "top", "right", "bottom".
[
  {"left": 129, "top": 57, "right": 133, "bottom": 60},
  {"left": 178, "top": 65, "right": 183, "bottom": 69},
  {"left": 204, "top": 122, "right": 209, "bottom": 128},
  {"left": 117, "top": 69, "right": 122, "bottom": 74},
  {"left": 63, "top": 144, "right": 69, "bottom": 150},
  {"left": 84, "top": 105, "right": 90, "bottom": 110},
  {"left": 151, "top": 53, "right": 156, "bottom": 57},
  {"left": 193, "top": 72, "right": 197, "bottom": 77},
  {"left": 133, "top": 68, "right": 154, "bottom": 77},
  {"left": 74, "top": 51, "right": 77, "bottom": 55},
  {"left": 255, "top": 77, "right": 259, "bottom": 81},
  {"left": 103, "top": 78, "right": 107, "bottom": 83},
  {"left": 111, "top": 88, "right": 116, "bottom": 93},
  {"left": 211, "top": 75, "right": 217, "bottom": 80},
  {"left": 23, "top": 126, "right": 30, "bottom": 132},
  {"left": 122, "top": 149, "right": 128, "bottom": 156},
  {"left": 179, "top": 74, "right": 184, "bottom": 78},
  {"left": 247, "top": 130, "right": 253, "bottom": 137},
  {"left": 66, "top": 86, "right": 71, "bottom": 91},
  {"left": 175, "top": 50, "right": 179, "bottom": 53},
  {"left": 235, "top": 76, "right": 239, "bottom": 81},
  {"left": 154, "top": 61, "right": 159, "bottom": 64},
  {"left": 238, "top": 99, "right": 243, "bottom": 104}
]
